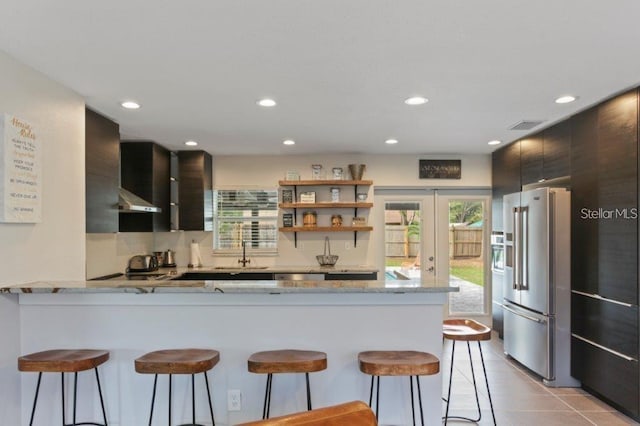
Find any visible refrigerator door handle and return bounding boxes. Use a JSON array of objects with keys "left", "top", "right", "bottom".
[
  {"left": 513, "top": 207, "right": 520, "bottom": 290},
  {"left": 503, "top": 304, "right": 545, "bottom": 324},
  {"left": 521, "top": 207, "right": 528, "bottom": 291}
]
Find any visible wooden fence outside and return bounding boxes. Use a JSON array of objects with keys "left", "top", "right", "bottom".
[
  {"left": 449, "top": 226, "right": 483, "bottom": 258},
  {"left": 385, "top": 225, "right": 483, "bottom": 259}
]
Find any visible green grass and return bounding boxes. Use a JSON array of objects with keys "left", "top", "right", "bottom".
[
  {"left": 450, "top": 265, "right": 484, "bottom": 287},
  {"left": 385, "top": 258, "right": 406, "bottom": 267}
]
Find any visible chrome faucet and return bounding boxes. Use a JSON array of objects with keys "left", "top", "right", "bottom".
[{"left": 238, "top": 240, "right": 251, "bottom": 267}]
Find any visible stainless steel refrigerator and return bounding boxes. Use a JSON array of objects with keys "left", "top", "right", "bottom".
[{"left": 503, "top": 187, "right": 579, "bottom": 387}]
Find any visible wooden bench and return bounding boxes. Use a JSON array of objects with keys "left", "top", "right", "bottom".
[{"left": 238, "top": 400, "right": 377, "bottom": 425}]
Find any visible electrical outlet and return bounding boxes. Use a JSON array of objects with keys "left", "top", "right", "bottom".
[
  {"left": 345, "top": 242, "right": 351, "bottom": 250},
  {"left": 227, "top": 389, "right": 241, "bottom": 411}
]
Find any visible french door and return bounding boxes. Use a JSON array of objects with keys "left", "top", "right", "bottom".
[{"left": 376, "top": 188, "right": 491, "bottom": 322}]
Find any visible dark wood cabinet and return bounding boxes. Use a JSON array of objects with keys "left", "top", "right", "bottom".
[
  {"left": 178, "top": 150, "right": 213, "bottom": 231},
  {"left": 85, "top": 109, "right": 119, "bottom": 233},
  {"left": 491, "top": 141, "right": 521, "bottom": 232},
  {"left": 519, "top": 134, "right": 543, "bottom": 184},
  {"left": 119, "top": 141, "right": 170, "bottom": 232},
  {"left": 519, "top": 121, "right": 571, "bottom": 186},
  {"left": 569, "top": 88, "right": 639, "bottom": 419},
  {"left": 571, "top": 91, "right": 638, "bottom": 304},
  {"left": 542, "top": 120, "right": 571, "bottom": 180},
  {"left": 571, "top": 337, "right": 639, "bottom": 418}
]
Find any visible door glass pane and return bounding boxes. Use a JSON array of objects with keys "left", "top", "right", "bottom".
[
  {"left": 384, "top": 201, "right": 421, "bottom": 281},
  {"left": 448, "top": 200, "right": 485, "bottom": 313}
]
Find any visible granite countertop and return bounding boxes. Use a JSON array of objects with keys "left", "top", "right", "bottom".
[
  {"left": 0, "top": 278, "right": 458, "bottom": 294},
  {"left": 179, "top": 265, "right": 379, "bottom": 273}
]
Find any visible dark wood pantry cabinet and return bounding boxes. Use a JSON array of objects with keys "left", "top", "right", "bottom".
[
  {"left": 491, "top": 141, "right": 521, "bottom": 232},
  {"left": 570, "top": 89, "right": 639, "bottom": 418},
  {"left": 491, "top": 88, "right": 640, "bottom": 420},
  {"left": 85, "top": 108, "right": 119, "bottom": 233},
  {"left": 177, "top": 150, "right": 213, "bottom": 231},
  {"left": 119, "top": 141, "right": 171, "bottom": 232}
]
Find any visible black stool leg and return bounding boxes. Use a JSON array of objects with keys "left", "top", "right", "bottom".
[
  {"left": 262, "top": 373, "right": 273, "bottom": 419},
  {"left": 467, "top": 341, "right": 482, "bottom": 422},
  {"left": 368, "top": 375, "right": 374, "bottom": 406},
  {"left": 73, "top": 371, "right": 78, "bottom": 425},
  {"left": 94, "top": 367, "right": 108, "bottom": 425},
  {"left": 168, "top": 374, "right": 173, "bottom": 426},
  {"left": 409, "top": 376, "right": 416, "bottom": 426},
  {"left": 416, "top": 375, "right": 424, "bottom": 426},
  {"left": 148, "top": 374, "right": 158, "bottom": 426},
  {"left": 478, "top": 341, "right": 497, "bottom": 426},
  {"left": 28, "top": 372, "right": 42, "bottom": 426},
  {"left": 305, "top": 372, "right": 312, "bottom": 411},
  {"left": 375, "top": 376, "right": 380, "bottom": 420},
  {"left": 409, "top": 376, "right": 425, "bottom": 426},
  {"left": 204, "top": 371, "right": 215, "bottom": 426},
  {"left": 444, "top": 340, "right": 455, "bottom": 425},
  {"left": 191, "top": 374, "right": 196, "bottom": 425},
  {"left": 444, "top": 340, "right": 496, "bottom": 425},
  {"left": 62, "top": 372, "right": 67, "bottom": 426}
]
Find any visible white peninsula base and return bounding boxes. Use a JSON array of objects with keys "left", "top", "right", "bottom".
[{"left": 18, "top": 291, "right": 448, "bottom": 425}]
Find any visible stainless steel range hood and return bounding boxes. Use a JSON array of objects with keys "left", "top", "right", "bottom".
[{"left": 118, "top": 187, "right": 162, "bottom": 213}]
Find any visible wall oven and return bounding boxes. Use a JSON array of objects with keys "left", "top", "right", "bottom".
[{"left": 491, "top": 232, "right": 504, "bottom": 272}]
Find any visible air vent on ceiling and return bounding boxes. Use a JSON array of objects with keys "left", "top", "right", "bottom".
[{"left": 509, "top": 120, "right": 545, "bottom": 131}]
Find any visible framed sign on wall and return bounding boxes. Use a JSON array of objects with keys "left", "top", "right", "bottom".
[
  {"left": 0, "top": 114, "right": 42, "bottom": 223},
  {"left": 419, "top": 159, "right": 461, "bottom": 179}
]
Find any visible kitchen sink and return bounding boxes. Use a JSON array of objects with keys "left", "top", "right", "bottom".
[{"left": 213, "top": 266, "right": 269, "bottom": 270}]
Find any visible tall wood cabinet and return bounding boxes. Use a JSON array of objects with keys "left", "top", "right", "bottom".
[
  {"left": 570, "top": 89, "right": 639, "bottom": 418},
  {"left": 491, "top": 141, "right": 521, "bottom": 232},
  {"left": 119, "top": 141, "right": 171, "bottom": 232},
  {"left": 85, "top": 109, "right": 119, "bottom": 233},
  {"left": 178, "top": 150, "right": 213, "bottom": 231}
]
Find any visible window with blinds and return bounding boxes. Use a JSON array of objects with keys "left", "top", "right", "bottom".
[{"left": 213, "top": 189, "right": 279, "bottom": 253}]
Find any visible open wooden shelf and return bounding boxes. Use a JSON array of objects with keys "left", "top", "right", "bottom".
[
  {"left": 279, "top": 180, "right": 373, "bottom": 186},
  {"left": 279, "top": 202, "right": 373, "bottom": 209},
  {"left": 279, "top": 226, "right": 373, "bottom": 232}
]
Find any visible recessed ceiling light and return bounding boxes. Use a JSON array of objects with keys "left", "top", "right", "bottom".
[
  {"left": 185, "top": 140, "right": 198, "bottom": 146},
  {"left": 404, "top": 96, "right": 428, "bottom": 106},
  {"left": 385, "top": 139, "right": 398, "bottom": 145},
  {"left": 257, "top": 98, "right": 277, "bottom": 107},
  {"left": 555, "top": 95, "right": 576, "bottom": 104},
  {"left": 120, "top": 101, "right": 140, "bottom": 109},
  {"left": 283, "top": 139, "right": 295, "bottom": 145},
  {"left": 488, "top": 140, "right": 502, "bottom": 146}
]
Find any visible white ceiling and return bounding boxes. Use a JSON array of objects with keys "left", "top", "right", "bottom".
[{"left": 2, "top": 1, "right": 640, "bottom": 155}]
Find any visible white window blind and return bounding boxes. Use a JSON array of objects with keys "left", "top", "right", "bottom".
[{"left": 213, "top": 189, "right": 278, "bottom": 252}]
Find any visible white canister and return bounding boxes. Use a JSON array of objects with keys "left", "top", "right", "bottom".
[{"left": 330, "top": 187, "right": 340, "bottom": 202}]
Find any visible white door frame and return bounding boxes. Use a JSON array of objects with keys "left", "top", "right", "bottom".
[
  {"left": 436, "top": 192, "right": 492, "bottom": 324},
  {"left": 375, "top": 188, "right": 492, "bottom": 324}
]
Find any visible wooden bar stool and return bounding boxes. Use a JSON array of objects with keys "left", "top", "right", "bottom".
[
  {"left": 442, "top": 319, "right": 496, "bottom": 425},
  {"left": 358, "top": 350, "right": 439, "bottom": 426},
  {"left": 18, "top": 349, "right": 109, "bottom": 426},
  {"left": 135, "top": 348, "right": 220, "bottom": 426},
  {"left": 247, "top": 349, "right": 327, "bottom": 419}
]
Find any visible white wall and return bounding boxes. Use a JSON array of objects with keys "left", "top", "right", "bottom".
[
  {"left": 211, "top": 154, "right": 491, "bottom": 268},
  {"left": 86, "top": 231, "right": 213, "bottom": 279},
  {"left": 0, "top": 50, "right": 85, "bottom": 424}
]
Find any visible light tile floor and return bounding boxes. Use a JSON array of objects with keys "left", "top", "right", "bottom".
[{"left": 441, "top": 332, "right": 639, "bottom": 425}]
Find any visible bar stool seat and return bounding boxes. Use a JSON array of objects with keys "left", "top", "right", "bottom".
[
  {"left": 442, "top": 319, "right": 496, "bottom": 425},
  {"left": 18, "top": 349, "right": 109, "bottom": 426},
  {"left": 358, "top": 350, "right": 439, "bottom": 426},
  {"left": 135, "top": 349, "right": 219, "bottom": 426},
  {"left": 248, "top": 349, "right": 327, "bottom": 419}
]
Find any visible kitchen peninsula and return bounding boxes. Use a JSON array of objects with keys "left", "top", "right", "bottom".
[{"left": 3, "top": 279, "right": 456, "bottom": 425}]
